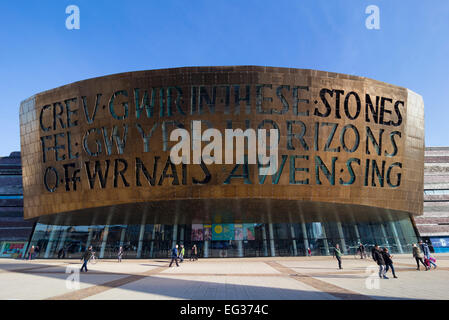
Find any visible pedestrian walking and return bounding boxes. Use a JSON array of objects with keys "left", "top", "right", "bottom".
[
  {"left": 28, "top": 245, "right": 35, "bottom": 260},
  {"left": 80, "top": 246, "right": 92, "bottom": 272},
  {"left": 179, "top": 244, "right": 185, "bottom": 262},
  {"left": 358, "top": 243, "right": 366, "bottom": 259},
  {"left": 382, "top": 248, "right": 397, "bottom": 278},
  {"left": 334, "top": 244, "right": 343, "bottom": 269},
  {"left": 372, "top": 244, "right": 388, "bottom": 279},
  {"left": 169, "top": 244, "right": 179, "bottom": 267},
  {"left": 57, "top": 247, "right": 66, "bottom": 259},
  {"left": 307, "top": 247, "right": 312, "bottom": 256},
  {"left": 419, "top": 240, "right": 437, "bottom": 268},
  {"left": 412, "top": 243, "right": 429, "bottom": 271},
  {"left": 190, "top": 244, "right": 198, "bottom": 261},
  {"left": 118, "top": 246, "right": 124, "bottom": 262}
]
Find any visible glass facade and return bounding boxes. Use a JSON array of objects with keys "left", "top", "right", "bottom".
[{"left": 28, "top": 215, "right": 419, "bottom": 259}]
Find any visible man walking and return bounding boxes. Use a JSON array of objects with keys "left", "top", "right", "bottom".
[
  {"left": 372, "top": 244, "right": 388, "bottom": 279},
  {"left": 58, "top": 247, "right": 66, "bottom": 259},
  {"left": 334, "top": 244, "right": 343, "bottom": 269},
  {"left": 358, "top": 243, "right": 366, "bottom": 259},
  {"left": 382, "top": 247, "right": 397, "bottom": 278},
  {"left": 80, "top": 246, "right": 92, "bottom": 272},
  {"left": 169, "top": 244, "right": 179, "bottom": 267}
]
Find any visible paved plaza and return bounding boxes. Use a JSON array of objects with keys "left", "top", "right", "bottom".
[{"left": 1, "top": 253, "right": 448, "bottom": 300}]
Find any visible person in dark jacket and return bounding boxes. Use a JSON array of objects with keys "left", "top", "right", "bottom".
[
  {"left": 358, "top": 243, "right": 366, "bottom": 259},
  {"left": 419, "top": 240, "right": 430, "bottom": 258},
  {"left": 372, "top": 245, "right": 388, "bottom": 279},
  {"left": 334, "top": 244, "right": 343, "bottom": 269},
  {"left": 80, "top": 246, "right": 92, "bottom": 272},
  {"left": 382, "top": 248, "right": 397, "bottom": 278},
  {"left": 169, "top": 244, "right": 179, "bottom": 267},
  {"left": 58, "top": 247, "right": 66, "bottom": 259},
  {"left": 190, "top": 244, "right": 198, "bottom": 261}
]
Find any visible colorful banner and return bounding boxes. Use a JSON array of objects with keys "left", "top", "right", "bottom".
[
  {"left": 243, "top": 224, "right": 256, "bottom": 240},
  {"left": 191, "top": 224, "right": 204, "bottom": 241},
  {"left": 430, "top": 237, "right": 449, "bottom": 253},
  {"left": 212, "top": 224, "right": 234, "bottom": 240},
  {"left": 203, "top": 224, "right": 212, "bottom": 241},
  {"left": 234, "top": 224, "right": 243, "bottom": 240},
  {"left": 0, "top": 241, "right": 27, "bottom": 258}
]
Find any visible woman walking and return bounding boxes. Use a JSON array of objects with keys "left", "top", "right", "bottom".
[
  {"left": 382, "top": 247, "right": 397, "bottom": 278},
  {"left": 28, "top": 245, "right": 35, "bottom": 260},
  {"left": 117, "top": 246, "right": 124, "bottom": 262},
  {"left": 412, "top": 243, "right": 429, "bottom": 271}
]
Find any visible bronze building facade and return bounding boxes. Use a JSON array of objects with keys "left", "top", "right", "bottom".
[{"left": 20, "top": 66, "right": 424, "bottom": 258}]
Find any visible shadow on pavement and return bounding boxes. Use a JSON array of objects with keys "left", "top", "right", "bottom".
[{"left": 0, "top": 259, "right": 422, "bottom": 300}]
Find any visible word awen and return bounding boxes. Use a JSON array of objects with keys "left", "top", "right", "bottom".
[{"left": 169, "top": 120, "right": 279, "bottom": 175}]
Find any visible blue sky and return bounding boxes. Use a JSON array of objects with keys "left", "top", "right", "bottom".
[{"left": 0, "top": 0, "right": 448, "bottom": 156}]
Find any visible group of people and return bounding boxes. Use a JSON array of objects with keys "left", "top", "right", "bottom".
[
  {"left": 371, "top": 245, "right": 397, "bottom": 279},
  {"left": 28, "top": 239, "right": 440, "bottom": 277},
  {"left": 333, "top": 240, "right": 438, "bottom": 279},
  {"left": 169, "top": 244, "right": 198, "bottom": 267},
  {"left": 74, "top": 243, "right": 198, "bottom": 272},
  {"left": 412, "top": 240, "right": 437, "bottom": 270}
]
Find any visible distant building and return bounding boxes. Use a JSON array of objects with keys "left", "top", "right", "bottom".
[
  {"left": 0, "top": 152, "right": 35, "bottom": 258},
  {"left": 414, "top": 147, "right": 449, "bottom": 252}
]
